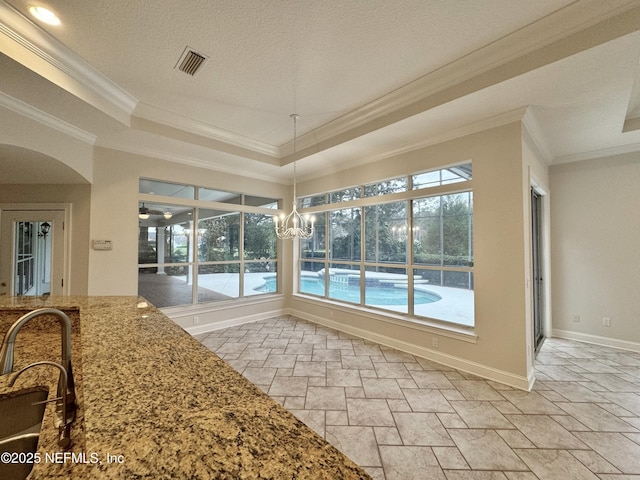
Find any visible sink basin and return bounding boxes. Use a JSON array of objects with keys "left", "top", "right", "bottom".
[
  {"left": 0, "top": 386, "right": 49, "bottom": 480},
  {"left": 0, "top": 435, "right": 41, "bottom": 480}
]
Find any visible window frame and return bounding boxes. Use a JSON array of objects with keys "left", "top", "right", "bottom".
[
  {"left": 297, "top": 163, "right": 474, "bottom": 328},
  {"left": 137, "top": 179, "right": 280, "bottom": 308}
]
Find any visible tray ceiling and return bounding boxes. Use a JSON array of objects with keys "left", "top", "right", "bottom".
[{"left": 1, "top": 0, "right": 639, "bottom": 182}]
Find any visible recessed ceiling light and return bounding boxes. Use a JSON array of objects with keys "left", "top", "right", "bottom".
[{"left": 28, "top": 5, "right": 61, "bottom": 26}]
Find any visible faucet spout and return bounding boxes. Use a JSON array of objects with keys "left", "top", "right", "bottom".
[
  {"left": 9, "top": 360, "right": 72, "bottom": 449},
  {"left": 0, "top": 308, "right": 77, "bottom": 424}
]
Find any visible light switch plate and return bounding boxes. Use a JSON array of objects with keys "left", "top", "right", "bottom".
[{"left": 92, "top": 240, "right": 113, "bottom": 250}]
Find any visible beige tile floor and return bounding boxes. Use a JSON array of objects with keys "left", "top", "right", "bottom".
[{"left": 197, "top": 316, "right": 640, "bottom": 479}]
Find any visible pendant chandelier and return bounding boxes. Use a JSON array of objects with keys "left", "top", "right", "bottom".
[{"left": 274, "top": 114, "right": 315, "bottom": 240}]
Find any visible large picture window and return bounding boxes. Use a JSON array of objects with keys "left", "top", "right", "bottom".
[
  {"left": 137, "top": 180, "right": 278, "bottom": 308},
  {"left": 298, "top": 163, "right": 474, "bottom": 327}
]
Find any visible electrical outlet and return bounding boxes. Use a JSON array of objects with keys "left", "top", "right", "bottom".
[
  {"left": 572, "top": 314, "right": 581, "bottom": 323},
  {"left": 432, "top": 337, "right": 439, "bottom": 348},
  {"left": 602, "top": 317, "right": 611, "bottom": 327},
  {"left": 193, "top": 316, "right": 199, "bottom": 325}
]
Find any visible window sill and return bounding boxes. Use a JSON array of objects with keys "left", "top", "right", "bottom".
[
  {"left": 292, "top": 293, "right": 477, "bottom": 344},
  {"left": 160, "top": 293, "right": 285, "bottom": 316}
]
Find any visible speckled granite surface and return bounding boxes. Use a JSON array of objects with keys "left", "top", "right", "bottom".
[
  {"left": 0, "top": 296, "right": 370, "bottom": 479},
  {"left": 0, "top": 308, "right": 85, "bottom": 479}
]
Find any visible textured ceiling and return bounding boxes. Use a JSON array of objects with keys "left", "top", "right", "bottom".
[{"left": 1, "top": 0, "right": 640, "bottom": 183}]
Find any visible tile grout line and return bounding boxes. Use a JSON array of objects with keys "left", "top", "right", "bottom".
[{"left": 201, "top": 315, "right": 640, "bottom": 479}]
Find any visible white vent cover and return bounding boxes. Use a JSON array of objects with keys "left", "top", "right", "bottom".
[{"left": 175, "top": 47, "right": 208, "bottom": 76}]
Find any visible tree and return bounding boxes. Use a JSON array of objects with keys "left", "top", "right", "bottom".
[
  {"left": 414, "top": 193, "right": 472, "bottom": 266},
  {"left": 198, "top": 213, "right": 240, "bottom": 261},
  {"left": 244, "top": 213, "right": 276, "bottom": 259},
  {"left": 330, "top": 208, "right": 361, "bottom": 261}
]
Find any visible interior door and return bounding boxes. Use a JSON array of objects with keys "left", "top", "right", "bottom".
[
  {"left": 0, "top": 210, "right": 65, "bottom": 296},
  {"left": 531, "top": 189, "right": 544, "bottom": 352}
]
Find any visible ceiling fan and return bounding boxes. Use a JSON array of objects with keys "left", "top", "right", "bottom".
[{"left": 138, "top": 203, "right": 172, "bottom": 220}]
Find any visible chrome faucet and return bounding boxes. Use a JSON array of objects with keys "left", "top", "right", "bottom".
[
  {"left": 0, "top": 308, "right": 77, "bottom": 425},
  {"left": 9, "top": 360, "right": 72, "bottom": 449}
]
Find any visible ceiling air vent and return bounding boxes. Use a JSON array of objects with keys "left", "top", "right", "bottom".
[{"left": 175, "top": 47, "right": 208, "bottom": 76}]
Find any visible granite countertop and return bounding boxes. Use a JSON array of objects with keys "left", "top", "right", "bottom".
[{"left": 0, "top": 296, "right": 370, "bottom": 479}]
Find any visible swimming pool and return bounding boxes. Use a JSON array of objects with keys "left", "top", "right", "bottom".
[{"left": 257, "top": 276, "right": 441, "bottom": 306}]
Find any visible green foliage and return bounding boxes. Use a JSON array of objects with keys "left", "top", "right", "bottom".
[
  {"left": 414, "top": 194, "right": 472, "bottom": 264},
  {"left": 244, "top": 213, "right": 276, "bottom": 259},
  {"left": 413, "top": 253, "right": 471, "bottom": 266},
  {"left": 330, "top": 208, "right": 361, "bottom": 261},
  {"left": 364, "top": 202, "right": 407, "bottom": 263},
  {"left": 301, "top": 250, "right": 326, "bottom": 259},
  {"left": 309, "top": 193, "right": 473, "bottom": 267},
  {"left": 198, "top": 215, "right": 239, "bottom": 261}
]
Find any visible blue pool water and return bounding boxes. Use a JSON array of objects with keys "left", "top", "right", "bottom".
[{"left": 258, "top": 276, "right": 440, "bottom": 306}]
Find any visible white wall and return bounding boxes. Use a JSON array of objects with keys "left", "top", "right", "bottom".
[
  {"left": 0, "top": 118, "right": 547, "bottom": 388},
  {"left": 0, "top": 184, "right": 91, "bottom": 295},
  {"left": 550, "top": 152, "right": 640, "bottom": 350},
  {"left": 290, "top": 122, "right": 539, "bottom": 389},
  {"left": 88, "top": 147, "right": 290, "bottom": 325},
  {"left": 521, "top": 129, "right": 551, "bottom": 377},
  {"left": 0, "top": 107, "right": 94, "bottom": 182}
]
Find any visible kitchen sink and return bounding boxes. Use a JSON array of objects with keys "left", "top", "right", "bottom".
[{"left": 0, "top": 386, "right": 49, "bottom": 480}]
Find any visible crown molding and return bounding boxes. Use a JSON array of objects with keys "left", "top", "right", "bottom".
[
  {"left": 133, "top": 102, "right": 280, "bottom": 158},
  {"left": 2, "top": 0, "right": 639, "bottom": 169},
  {"left": 0, "top": 91, "right": 96, "bottom": 144},
  {"left": 0, "top": 1, "right": 137, "bottom": 125},
  {"left": 553, "top": 141, "right": 640, "bottom": 165},
  {"left": 521, "top": 107, "right": 552, "bottom": 165},
  {"left": 293, "top": 107, "right": 555, "bottom": 182},
  {"left": 332, "top": 107, "right": 535, "bottom": 173},
  {"left": 95, "top": 136, "right": 284, "bottom": 184},
  {"left": 282, "top": 1, "right": 640, "bottom": 165},
  {"left": 623, "top": 116, "right": 640, "bottom": 133},
  {"left": 131, "top": 115, "right": 281, "bottom": 167},
  {"left": 129, "top": 0, "right": 640, "bottom": 168}
]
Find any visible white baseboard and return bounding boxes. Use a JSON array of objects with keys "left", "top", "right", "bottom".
[
  {"left": 181, "top": 305, "right": 532, "bottom": 390},
  {"left": 182, "top": 308, "right": 284, "bottom": 335},
  {"left": 552, "top": 329, "right": 640, "bottom": 353},
  {"left": 288, "top": 307, "right": 532, "bottom": 391}
]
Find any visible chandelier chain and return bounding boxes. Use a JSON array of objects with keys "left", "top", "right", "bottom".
[{"left": 274, "top": 113, "right": 315, "bottom": 240}]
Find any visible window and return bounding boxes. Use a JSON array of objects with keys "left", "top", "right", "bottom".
[
  {"left": 300, "top": 212, "right": 326, "bottom": 297},
  {"left": 412, "top": 192, "right": 473, "bottom": 324},
  {"left": 330, "top": 208, "right": 361, "bottom": 262},
  {"left": 137, "top": 180, "right": 279, "bottom": 308},
  {"left": 364, "top": 177, "right": 408, "bottom": 197},
  {"left": 139, "top": 179, "right": 194, "bottom": 199},
  {"left": 298, "top": 163, "right": 474, "bottom": 327},
  {"left": 243, "top": 212, "right": 278, "bottom": 297},
  {"left": 198, "top": 187, "right": 241, "bottom": 204},
  {"left": 330, "top": 188, "right": 360, "bottom": 203},
  {"left": 413, "top": 193, "right": 473, "bottom": 267},
  {"left": 365, "top": 201, "right": 407, "bottom": 264},
  {"left": 412, "top": 162, "right": 472, "bottom": 189},
  {"left": 299, "top": 194, "right": 326, "bottom": 208}
]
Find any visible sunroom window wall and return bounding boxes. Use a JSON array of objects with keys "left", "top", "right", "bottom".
[
  {"left": 137, "top": 180, "right": 279, "bottom": 309},
  {"left": 297, "top": 163, "right": 474, "bottom": 327}
]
